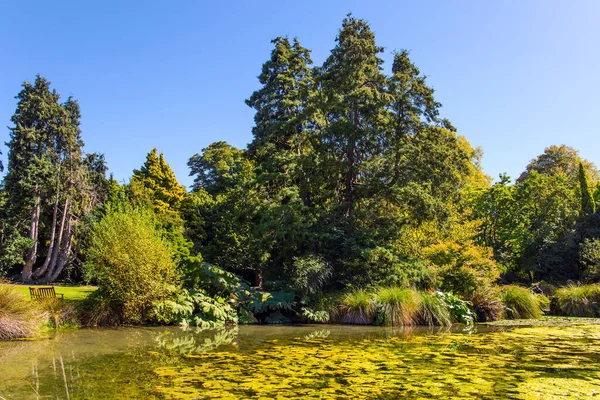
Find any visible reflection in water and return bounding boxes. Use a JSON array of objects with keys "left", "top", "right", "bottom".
[
  {"left": 1, "top": 323, "right": 600, "bottom": 399},
  {"left": 154, "top": 326, "right": 239, "bottom": 354}
]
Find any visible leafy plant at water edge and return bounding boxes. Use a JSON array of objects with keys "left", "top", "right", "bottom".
[
  {"left": 470, "top": 286, "right": 504, "bottom": 322},
  {"left": 499, "top": 285, "right": 544, "bottom": 319},
  {"left": 436, "top": 291, "right": 475, "bottom": 325},
  {"left": 419, "top": 292, "right": 452, "bottom": 326},
  {"left": 555, "top": 283, "right": 600, "bottom": 317},
  {"left": 155, "top": 289, "right": 237, "bottom": 329},
  {"left": 300, "top": 307, "right": 330, "bottom": 323},
  {"left": 338, "top": 290, "right": 375, "bottom": 325},
  {"left": 375, "top": 287, "right": 422, "bottom": 326}
]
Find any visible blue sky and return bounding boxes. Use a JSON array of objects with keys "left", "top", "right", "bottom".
[{"left": 1, "top": 1, "right": 598, "bottom": 188}]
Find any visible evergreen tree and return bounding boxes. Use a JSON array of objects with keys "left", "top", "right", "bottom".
[
  {"left": 3, "top": 76, "right": 88, "bottom": 282},
  {"left": 316, "top": 14, "right": 390, "bottom": 217},
  {"left": 580, "top": 162, "right": 596, "bottom": 215},
  {"left": 132, "top": 148, "right": 187, "bottom": 218}
]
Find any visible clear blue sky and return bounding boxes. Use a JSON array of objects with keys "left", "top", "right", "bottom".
[{"left": 1, "top": 1, "right": 598, "bottom": 188}]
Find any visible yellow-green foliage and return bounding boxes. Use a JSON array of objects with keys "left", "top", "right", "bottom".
[
  {"left": 84, "top": 208, "right": 179, "bottom": 324},
  {"left": 153, "top": 325, "right": 600, "bottom": 399},
  {"left": 423, "top": 241, "right": 500, "bottom": 297},
  {"left": 375, "top": 287, "right": 422, "bottom": 326},
  {"left": 132, "top": 148, "right": 187, "bottom": 219},
  {"left": 0, "top": 284, "right": 46, "bottom": 340},
  {"left": 500, "top": 285, "right": 544, "bottom": 319},
  {"left": 338, "top": 290, "right": 374, "bottom": 324},
  {"left": 555, "top": 283, "right": 600, "bottom": 317}
]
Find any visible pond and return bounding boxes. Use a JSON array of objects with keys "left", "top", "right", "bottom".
[{"left": 1, "top": 320, "right": 600, "bottom": 399}]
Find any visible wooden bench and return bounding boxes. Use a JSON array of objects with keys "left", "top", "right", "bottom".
[{"left": 29, "top": 286, "right": 64, "bottom": 301}]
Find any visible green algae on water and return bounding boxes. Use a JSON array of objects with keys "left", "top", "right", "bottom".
[{"left": 154, "top": 325, "right": 600, "bottom": 399}]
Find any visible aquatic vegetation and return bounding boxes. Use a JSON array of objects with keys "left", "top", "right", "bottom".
[
  {"left": 2, "top": 323, "right": 600, "bottom": 399},
  {"left": 555, "top": 283, "right": 600, "bottom": 317},
  {"left": 0, "top": 283, "right": 46, "bottom": 340},
  {"left": 375, "top": 287, "right": 422, "bottom": 326},
  {"left": 500, "top": 285, "right": 544, "bottom": 319},
  {"left": 470, "top": 286, "right": 504, "bottom": 322},
  {"left": 154, "top": 324, "right": 600, "bottom": 399},
  {"left": 338, "top": 290, "right": 375, "bottom": 324}
]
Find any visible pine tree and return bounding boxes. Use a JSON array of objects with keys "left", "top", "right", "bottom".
[
  {"left": 317, "top": 14, "right": 390, "bottom": 217},
  {"left": 246, "top": 37, "right": 315, "bottom": 205},
  {"left": 132, "top": 148, "right": 186, "bottom": 218},
  {"left": 579, "top": 162, "right": 596, "bottom": 215}
]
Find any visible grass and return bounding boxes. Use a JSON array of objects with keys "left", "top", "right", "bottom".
[
  {"left": 471, "top": 286, "right": 504, "bottom": 322},
  {"left": 419, "top": 292, "right": 452, "bottom": 326},
  {"left": 375, "top": 287, "right": 422, "bottom": 326},
  {"left": 499, "top": 285, "right": 544, "bottom": 320},
  {"left": 555, "top": 283, "right": 600, "bottom": 317},
  {"left": 338, "top": 290, "right": 375, "bottom": 324},
  {"left": 0, "top": 283, "right": 47, "bottom": 340},
  {"left": 6, "top": 284, "right": 97, "bottom": 302}
]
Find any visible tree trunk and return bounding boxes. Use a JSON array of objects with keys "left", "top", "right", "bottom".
[
  {"left": 47, "top": 218, "right": 73, "bottom": 283},
  {"left": 344, "top": 113, "right": 358, "bottom": 217},
  {"left": 42, "top": 198, "right": 70, "bottom": 282},
  {"left": 22, "top": 189, "right": 41, "bottom": 282},
  {"left": 33, "top": 192, "right": 60, "bottom": 279}
]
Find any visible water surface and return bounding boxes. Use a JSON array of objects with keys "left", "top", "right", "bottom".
[{"left": 1, "top": 322, "right": 600, "bottom": 399}]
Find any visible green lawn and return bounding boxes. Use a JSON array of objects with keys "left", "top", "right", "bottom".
[{"left": 6, "top": 284, "right": 97, "bottom": 301}]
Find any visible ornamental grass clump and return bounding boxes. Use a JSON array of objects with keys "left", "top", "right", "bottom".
[
  {"left": 555, "top": 283, "right": 600, "bottom": 317},
  {"left": 339, "top": 290, "right": 375, "bottom": 325},
  {"left": 499, "top": 285, "right": 544, "bottom": 320},
  {"left": 470, "top": 286, "right": 504, "bottom": 322},
  {"left": 418, "top": 292, "right": 452, "bottom": 326},
  {"left": 0, "top": 283, "right": 46, "bottom": 340},
  {"left": 375, "top": 287, "right": 422, "bottom": 326}
]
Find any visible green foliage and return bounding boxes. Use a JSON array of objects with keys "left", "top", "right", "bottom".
[
  {"left": 84, "top": 207, "right": 179, "bottom": 324},
  {"left": 580, "top": 238, "right": 600, "bottom": 281},
  {"left": 374, "top": 287, "right": 422, "bottom": 326},
  {"left": 287, "top": 255, "right": 332, "bottom": 296},
  {"left": 423, "top": 241, "right": 500, "bottom": 297},
  {"left": 338, "top": 290, "right": 375, "bottom": 325},
  {"left": 300, "top": 307, "right": 330, "bottom": 323},
  {"left": 419, "top": 292, "right": 452, "bottom": 326},
  {"left": 555, "top": 283, "right": 600, "bottom": 317},
  {"left": 436, "top": 291, "right": 475, "bottom": 325},
  {"left": 499, "top": 285, "right": 544, "bottom": 319},
  {"left": 155, "top": 289, "right": 237, "bottom": 329},
  {"left": 579, "top": 162, "right": 596, "bottom": 215},
  {"left": 0, "top": 283, "right": 46, "bottom": 340}
]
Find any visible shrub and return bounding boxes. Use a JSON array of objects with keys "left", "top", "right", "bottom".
[
  {"left": 555, "top": 283, "right": 600, "bottom": 317},
  {"left": 419, "top": 292, "right": 452, "bottom": 326},
  {"left": 84, "top": 208, "right": 180, "bottom": 324},
  {"left": 0, "top": 284, "right": 46, "bottom": 340},
  {"left": 423, "top": 242, "right": 500, "bottom": 298},
  {"left": 470, "top": 286, "right": 504, "bottom": 322},
  {"left": 287, "top": 255, "right": 332, "bottom": 297},
  {"left": 155, "top": 289, "right": 238, "bottom": 329},
  {"left": 375, "top": 287, "right": 422, "bottom": 326},
  {"left": 79, "top": 289, "right": 123, "bottom": 326},
  {"left": 499, "top": 285, "right": 544, "bottom": 319},
  {"left": 339, "top": 290, "right": 375, "bottom": 325}
]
